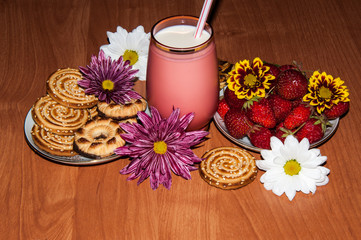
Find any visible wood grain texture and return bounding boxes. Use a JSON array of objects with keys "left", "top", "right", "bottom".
[{"left": 1, "top": 0, "right": 361, "bottom": 239}]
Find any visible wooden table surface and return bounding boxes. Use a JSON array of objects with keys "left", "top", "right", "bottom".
[{"left": 2, "top": 0, "right": 361, "bottom": 239}]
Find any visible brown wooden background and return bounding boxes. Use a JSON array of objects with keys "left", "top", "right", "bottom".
[{"left": 1, "top": 0, "right": 361, "bottom": 239}]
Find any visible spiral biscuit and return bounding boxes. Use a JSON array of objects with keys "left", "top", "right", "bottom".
[
  {"left": 73, "top": 118, "right": 126, "bottom": 158},
  {"left": 47, "top": 68, "right": 97, "bottom": 109},
  {"left": 97, "top": 98, "right": 147, "bottom": 120},
  {"left": 31, "top": 95, "right": 89, "bottom": 135},
  {"left": 199, "top": 147, "right": 257, "bottom": 190},
  {"left": 31, "top": 124, "right": 76, "bottom": 156}
]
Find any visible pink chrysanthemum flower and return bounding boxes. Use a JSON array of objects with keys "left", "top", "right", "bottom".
[
  {"left": 115, "top": 107, "right": 209, "bottom": 190},
  {"left": 78, "top": 50, "right": 141, "bottom": 104}
]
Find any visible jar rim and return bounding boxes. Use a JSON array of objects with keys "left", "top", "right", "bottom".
[{"left": 151, "top": 15, "right": 214, "bottom": 53}]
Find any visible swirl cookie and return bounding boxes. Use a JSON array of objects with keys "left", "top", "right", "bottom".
[
  {"left": 73, "top": 118, "right": 126, "bottom": 158},
  {"left": 31, "top": 124, "right": 76, "bottom": 156},
  {"left": 31, "top": 95, "right": 89, "bottom": 135},
  {"left": 97, "top": 97, "right": 147, "bottom": 120},
  {"left": 47, "top": 68, "right": 97, "bottom": 109},
  {"left": 199, "top": 147, "right": 257, "bottom": 190}
]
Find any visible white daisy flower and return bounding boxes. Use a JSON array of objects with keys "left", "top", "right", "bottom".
[
  {"left": 100, "top": 25, "right": 150, "bottom": 81},
  {"left": 256, "top": 135, "right": 330, "bottom": 201}
]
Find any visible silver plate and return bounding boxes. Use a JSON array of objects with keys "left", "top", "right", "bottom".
[
  {"left": 213, "top": 87, "right": 339, "bottom": 152},
  {"left": 24, "top": 108, "right": 121, "bottom": 165},
  {"left": 213, "top": 112, "right": 339, "bottom": 152}
]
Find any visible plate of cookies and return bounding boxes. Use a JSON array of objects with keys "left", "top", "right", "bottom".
[{"left": 24, "top": 68, "right": 147, "bottom": 165}]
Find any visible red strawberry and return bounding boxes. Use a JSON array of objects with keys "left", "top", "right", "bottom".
[
  {"left": 224, "top": 87, "right": 246, "bottom": 110},
  {"left": 248, "top": 126, "right": 273, "bottom": 149},
  {"left": 295, "top": 118, "right": 324, "bottom": 144},
  {"left": 268, "top": 94, "right": 293, "bottom": 123},
  {"left": 217, "top": 98, "right": 230, "bottom": 119},
  {"left": 324, "top": 101, "right": 350, "bottom": 119},
  {"left": 245, "top": 98, "right": 276, "bottom": 129},
  {"left": 284, "top": 105, "right": 311, "bottom": 129},
  {"left": 275, "top": 69, "right": 308, "bottom": 100},
  {"left": 279, "top": 64, "right": 298, "bottom": 72},
  {"left": 224, "top": 109, "right": 253, "bottom": 139},
  {"left": 274, "top": 122, "right": 295, "bottom": 143}
]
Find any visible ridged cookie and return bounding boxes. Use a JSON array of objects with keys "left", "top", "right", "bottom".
[
  {"left": 73, "top": 118, "right": 126, "bottom": 158},
  {"left": 97, "top": 97, "right": 147, "bottom": 120}
]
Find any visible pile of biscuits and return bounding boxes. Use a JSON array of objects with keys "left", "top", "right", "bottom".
[{"left": 30, "top": 68, "right": 147, "bottom": 159}]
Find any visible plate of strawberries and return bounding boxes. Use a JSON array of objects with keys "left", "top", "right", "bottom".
[{"left": 214, "top": 59, "right": 349, "bottom": 152}]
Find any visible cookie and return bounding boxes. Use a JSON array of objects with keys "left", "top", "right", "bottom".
[
  {"left": 97, "top": 97, "right": 147, "bottom": 120},
  {"left": 47, "top": 68, "right": 97, "bottom": 109},
  {"left": 31, "top": 124, "right": 76, "bottom": 156},
  {"left": 73, "top": 118, "right": 126, "bottom": 158},
  {"left": 199, "top": 147, "right": 257, "bottom": 190},
  {"left": 31, "top": 95, "right": 89, "bottom": 135},
  {"left": 218, "top": 59, "right": 234, "bottom": 90}
]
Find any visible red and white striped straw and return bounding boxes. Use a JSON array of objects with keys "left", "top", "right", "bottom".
[{"left": 194, "top": 0, "right": 213, "bottom": 38}]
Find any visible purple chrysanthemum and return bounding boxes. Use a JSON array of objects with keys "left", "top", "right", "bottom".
[
  {"left": 115, "top": 107, "right": 209, "bottom": 190},
  {"left": 78, "top": 50, "right": 141, "bottom": 104}
]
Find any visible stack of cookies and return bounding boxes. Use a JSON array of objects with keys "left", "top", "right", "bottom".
[{"left": 30, "top": 68, "right": 147, "bottom": 159}]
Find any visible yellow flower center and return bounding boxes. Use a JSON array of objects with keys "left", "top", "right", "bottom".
[
  {"left": 123, "top": 50, "right": 139, "bottom": 66},
  {"left": 244, "top": 74, "right": 258, "bottom": 88},
  {"left": 153, "top": 141, "right": 167, "bottom": 155},
  {"left": 102, "top": 79, "right": 114, "bottom": 91},
  {"left": 283, "top": 159, "right": 301, "bottom": 176},
  {"left": 319, "top": 86, "right": 333, "bottom": 99}
]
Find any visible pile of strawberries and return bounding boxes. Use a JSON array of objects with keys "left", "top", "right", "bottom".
[{"left": 217, "top": 63, "right": 350, "bottom": 149}]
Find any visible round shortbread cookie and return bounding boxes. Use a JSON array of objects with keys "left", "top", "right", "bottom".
[
  {"left": 31, "top": 95, "right": 89, "bottom": 135},
  {"left": 97, "top": 97, "right": 147, "bottom": 120},
  {"left": 31, "top": 124, "right": 76, "bottom": 156},
  {"left": 47, "top": 68, "right": 97, "bottom": 109},
  {"left": 199, "top": 147, "right": 257, "bottom": 190},
  {"left": 73, "top": 118, "right": 126, "bottom": 159}
]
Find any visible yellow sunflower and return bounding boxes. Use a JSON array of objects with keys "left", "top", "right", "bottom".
[
  {"left": 303, "top": 71, "right": 350, "bottom": 114},
  {"left": 227, "top": 57, "right": 275, "bottom": 100}
]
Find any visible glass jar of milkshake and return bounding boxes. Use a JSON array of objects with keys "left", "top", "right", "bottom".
[{"left": 146, "top": 15, "right": 218, "bottom": 131}]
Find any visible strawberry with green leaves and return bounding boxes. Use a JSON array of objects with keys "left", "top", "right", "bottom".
[
  {"left": 284, "top": 104, "right": 311, "bottom": 130},
  {"left": 245, "top": 97, "right": 276, "bottom": 129},
  {"left": 268, "top": 94, "right": 293, "bottom": 123},
  {"left": 295, "top": 118, "right": 325, "bottom": 144},
  {"left": 224, "top": 109, "right": 253, "bottom": 139},
  {"left": 274, "top": 122, "right": 295, "bottom": 143},
  {"left": 248, "top": 125, "right": 273, "bottom": 149}
]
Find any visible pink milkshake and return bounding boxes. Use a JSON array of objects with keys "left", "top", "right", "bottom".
[{"left": 146, "top": 15, "right": 218, "bottom": 130}]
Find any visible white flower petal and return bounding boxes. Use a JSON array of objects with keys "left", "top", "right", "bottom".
[
  {"left": 99, "top": 25, "right": 150, "bottom": 81},
  {"left": 260, "top": 149, "right": 276, "bottom": 162},
  {"left": 257, "top": 134, "right": 329, "bottom": 200},
  {"left": 261, "top": 167, "right": 285, "bottom": 183},
  {"left": 273, "top": 155, "right": 286, "bottom": 165},
  {"left": 256, "top": 159, "right": 274, "bottom": 171},
  {"left": 284, "top": 187, "right": 297, "bottom": 201},
  {"left": 302, "top": 155, "right": 327, "bottom": 168},
  {"left": 270, "top": 136, "right": 283, "bottom": 152}
]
